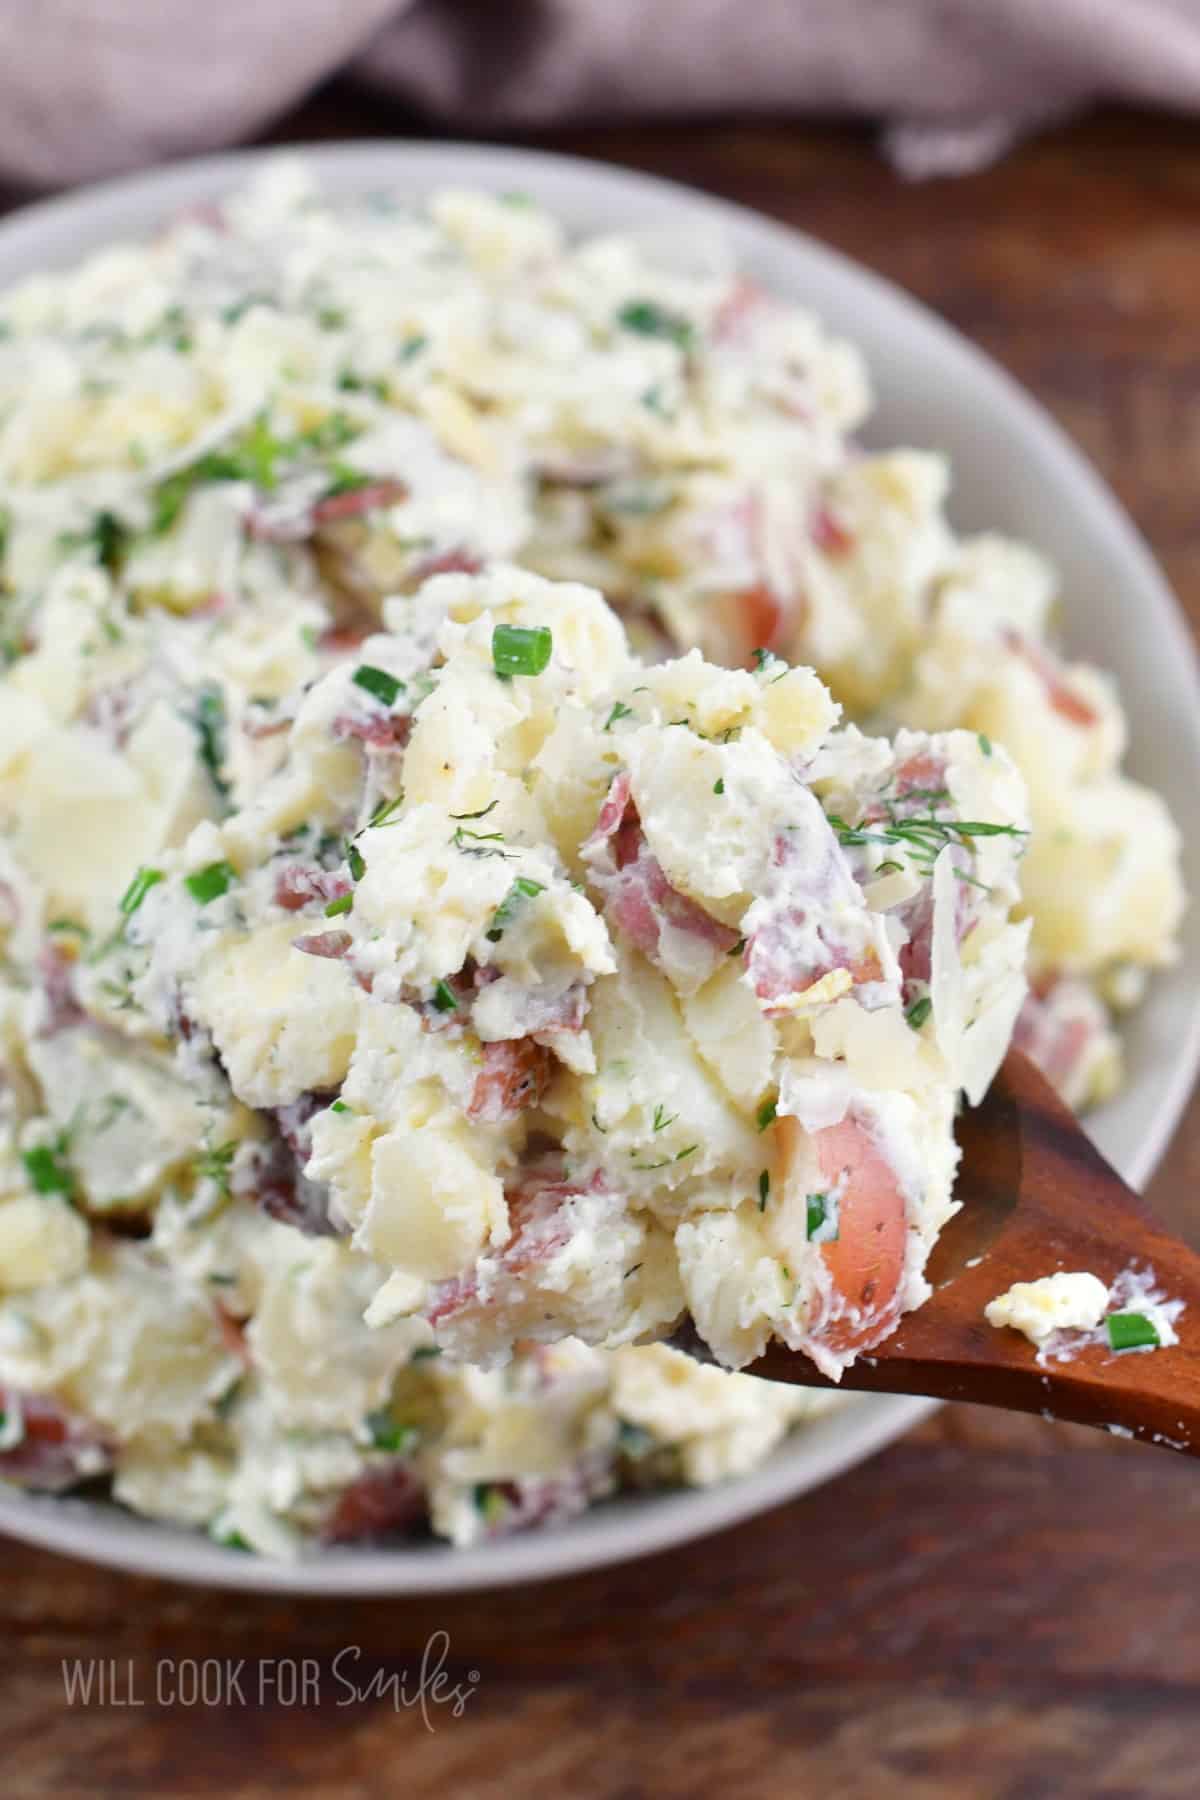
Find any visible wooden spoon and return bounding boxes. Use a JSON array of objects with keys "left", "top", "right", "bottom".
[{"left": 699, "top": 1049, "right": 1200, "bottom": 1453}]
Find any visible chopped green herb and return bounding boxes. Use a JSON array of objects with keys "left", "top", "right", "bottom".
[
  {"left": 324, "top": 892, "right": 353, "bottom": 918},
  {"left": 978, "top": 733, "right": 993, "bottom": 758},
  {"left": 616, "top": 299, "right": 694, "bottom": 350},
  {"left": 827, "top": 810, "right": 1025, "bottom": 867},
  {"left": 472, "top": 1482, "right": 508, "bottom": 1523},
  {"left": 728, "top": 937, "right": 746, "bottom": 958},
  {"left": 758, "top": 1170, "right": 771, "bottom": 1212},
  {"left": 874, "top": 860, "right": 904, "bottom": 876},
  {"left": 652, "top": 1103, "right": 677, "bottom": 1134},
  {"left": 47, "top": 918, "right": 89, "bottom": 941},
  {"left": 300, "top": 410, "right": 359, "bottom": 453},
  {"left": 365, "top": 1409, "right": 418, "bottom": 1455},
  {"left": 192, "top": 682, "right": 230, "bottom": 803},
  {"left": 89, "top": 511, "right": 126, "bottom": 574},
  {"left": 486, "top": 876, "right": 545, "bottom": 943},
  {"left": 368, "top": 793, "right": 404, "bottom": 828},
  {"left": 604, "top": 701, "right": 634, "bottom": 732},
  {"left": 713, "top": 778, "right": 725, "bottom": 795},
  {"left": 756, "top": 1098, "right": 777, "bottom": 1132},
  {"left": 1106, "top": 1311, "right": 1161, "bottom": 1352},
  {"left": 352, "top": 664, "right": 404, "bottom": 707},
  {"left": 317, "top": 305, "right": 347, "bottom": 330},
  {"left": 185, "top": 860, "right": 235, "bottom": 905},
  {"left": 118, "top": 865, "right": 164, "bottom": 917},
  {"left": 616, "top": 1419, "right": 656, "bottom": 1459},
  {"left": 431, "top": 980, "right": 458, "bottom": 1013},
  {"left": 906, "top": 996, "right": 933, "bottom": 1030},
  {"left": 193, "top": 1141, "right": 237, "bottom": 1198},
  {"left": 300, "top": 623, "right": 320, "bottom": 652},
  {"left": 336, "top": 371, "right": 389, "bottom": 400},
  {"left": 346, "top": 842, "right": 366, "bottom": 882},
  {"left": 451, "top": 824, "right": 513, "bottom": 860},
  {"left": 806, "top": 1192, "right": 838, "bottom": 1242},
  {"left": 398, "top": 333, "right": 427, "bottom": 363},
  {"left": 323, "top": 460, "right": 373, "bottom": 497},
  {"left": 492, "top": 623, "right": 552, "bottom": 678},
  {"left": 22, "top": 1144, "right": 73, "bottom": 1197},
  {"left": 448, "top": 800, "right": 498, "bottom": 822},
  {"left": 330, "top": 1099, "right": 351, "bottom": 1115},
  {"left": 213, "top": 1528, "right": 252, "bottom": 1552},
  {"left": 631, "top": 1144, "right": 697, "bottom": 1172},
  {"left": 410, "top": 1345, "right": 441, "bottom": 1364}
]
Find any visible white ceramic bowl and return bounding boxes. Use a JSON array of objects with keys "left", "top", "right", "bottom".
[{"left": 0, "top": 143, "right": 1196, "bottom": 1593}]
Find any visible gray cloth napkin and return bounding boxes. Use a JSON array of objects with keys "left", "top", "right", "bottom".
[{"left": 3, "top": 0, "right": 1200, "bottom": 186}]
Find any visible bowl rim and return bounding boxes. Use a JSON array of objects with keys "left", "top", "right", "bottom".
[{"left": 0, "top": 137, "right": 1194, "bottom": 1594}]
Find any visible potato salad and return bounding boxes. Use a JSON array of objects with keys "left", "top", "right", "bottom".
[{"left": 0, "top": 162, "right": 1182, "bottom": 1555}]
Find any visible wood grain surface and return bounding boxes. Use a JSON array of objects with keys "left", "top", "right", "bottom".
[{"left": 3, "top": 95, "right": 1199, "bottom": 1798}]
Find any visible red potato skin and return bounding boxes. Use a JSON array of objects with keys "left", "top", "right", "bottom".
[{"left": 778, "top": 1113, "right": 908, "bottom": 1357}]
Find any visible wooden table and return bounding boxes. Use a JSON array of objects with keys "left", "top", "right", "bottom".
[{"left": 3, "top": 99, "right": 1199, "bottom": 1798}]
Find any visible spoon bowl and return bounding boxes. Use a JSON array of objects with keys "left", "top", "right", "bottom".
[{"left": 738, "top": 1050, "right": 1200, "bottom": 1453}]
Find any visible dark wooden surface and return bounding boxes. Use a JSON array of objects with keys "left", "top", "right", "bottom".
[{"left": 3, "top": 95, "right": 1200, "bottom": 1798}]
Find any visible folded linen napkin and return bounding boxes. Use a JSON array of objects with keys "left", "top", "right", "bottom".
[{"left": 3, "top": 0, "right": 1200, "bottom": 186}]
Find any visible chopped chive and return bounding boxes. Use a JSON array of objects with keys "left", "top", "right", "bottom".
[
  {"left": 193, "top": 1140, "right": 237, "bottom": 1197},
  {"left": 756, "top": 1098, "right": 777, "bottom": 1132},
  {"left": 410, "top": 1345, "right": 441, "bottom": 1363},
  {"left": 353, "top": 664, "right": 404, "bottom": 707},
  {"left": 346, "top": 842, "right": 366, "bottom": 882},
  {"left": 616, "top": 299, "right": 694, "bottom": 350},
  {"left": 492, "top": 623, "right": 552, "bottom": 678},
  {"left": 978, "top": 733, "right": 993, "bottom": 758},
  {"left": 193, "top": 682, "right": 230, "bottom": 803},
  {"left": 486, "top": 876, "right": 545, "bottom": 942},
  {"left": 90, "top": 511, "right": 127, "bottom": 574},
  {"left": 330, "top": 1099, "right": 351, "bottom": 1115},
  {"left": 713, "top": 778, "right": 725, "bottom": 795},
  {"left": 324, "top": 892, "right": 353, "bottom": 918},
  {"left": 431, "top": 979, "right": 458, "bottom": 1013},
  {"left": 185, "top": 861, "right": 235, "bottom": 905},
  {"left": 324, "top": 459, "right": 373, "bottom": 495},
  {"left": 616, "top": 1419, "right": 655, "bottom": 1459},
  {"left": 1106, "top": 1311, "right": 1161, "bottom": 1352},
  {"left": 604, "top": 701, "right": 634, "bottom": 732},
  {"left": 47, "top": 918, "right": 89, "bottom": 940},
  {"left": 119, "top": 866, "right": 164, "bottom": 917},
  {"left": 906, "top": 996, "right": 932, "bottom": 1030},
  {"left": 22, "top": 1145, "right": 73, "bottom": 1196},
  {"left": 652, "top": 1103, "right": 677, "bottom": 1133},
  {"left": 758, "top": 1170, "right": 770, "bottom": 1211},
  {"left": 806, "top": 1192, "right": 838, "bottom": 1242},
  {"left": 365, "top": 1409, "right": 418, "bottom": 1454},
  {"left": 728, "top": 937, "right": 746, "bottom": 958}
]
